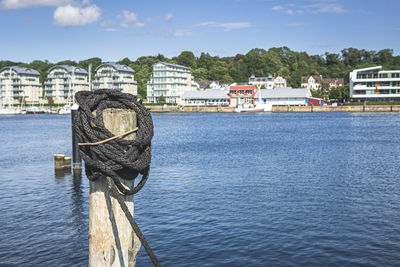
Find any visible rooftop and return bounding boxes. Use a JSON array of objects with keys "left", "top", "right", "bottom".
[
  {"left": 255, "top": 87, "right": 311, "bottom": 98},
  {"left": 0, "top": 66, "right": 40, "bottom": 76},
  {"left": 48, "top": 65, "right": 88, "bottom": 75},
  {"left": 96, "top": 62, "right": 135, "bottom": 73},
  {"left": 157, "top": 61, "right": 190, "bottom": 70}
]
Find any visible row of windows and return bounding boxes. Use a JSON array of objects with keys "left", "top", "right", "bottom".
[
  {"left": 354, "top": 89, "right": 400, "bottom": 95},
  {"left": 153, "top": 71, "right": 188, "bottom": 77},
  {"left": 357, "top": 72, "right": 400, "bottom": 79},
  {"left": 230, "top": 90, "right": 253, "bottom": 95},
  {"left": 355, "top": 81, "right": 400, "bottom": 87}
]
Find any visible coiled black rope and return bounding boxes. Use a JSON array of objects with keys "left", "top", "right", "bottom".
[
  {"left": 74, "top": 89, "right": 153, "bottom": 195},
  {"left": 73, "top": 89, "right": 160, "bottom": 266}
]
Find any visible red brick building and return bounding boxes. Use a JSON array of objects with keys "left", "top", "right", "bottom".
[{"left": 229, "top": 85, "right": 256, "bottom": 106}]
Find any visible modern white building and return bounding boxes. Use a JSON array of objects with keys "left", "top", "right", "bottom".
[
  {"left": 350, "top": 66, "right": 400, "bottom": 101},
  {"left": 249, "top": 75, "right": 287, "bottom": 89},
  {"left": 93, "top": 63, "right": 137, "bottom": 95},
  {"left": 0, "top": 66, "right": 42, "bottom": 104},
  {"left": 255, "top": 87, "right": 312, "bottom": 106},
  {"left": 147, "top": 62, "right": 199, "bottom": 104},
  {"left": 180, "top": 89, "right": 229, "bottom": 106},
  {"left": 44, "top": 65, "right": 88, "bottom": 104}
]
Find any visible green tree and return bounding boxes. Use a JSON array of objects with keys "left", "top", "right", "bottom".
[
  {"left": 174, "top": 51, "right": 197, "bottom": 68},
  {"left": 157, "top": 94, "right": 165, "bottom": 103}
]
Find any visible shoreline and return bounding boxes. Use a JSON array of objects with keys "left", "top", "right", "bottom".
[{"left": 146, "top": 105, "right": 400, "bottom": 113}]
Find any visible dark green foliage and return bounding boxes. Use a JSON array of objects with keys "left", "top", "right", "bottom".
[{"left": 1, "top": 47, "right": 399, "bottom": 99}]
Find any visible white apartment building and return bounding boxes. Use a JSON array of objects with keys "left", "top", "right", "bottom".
[
  {"left": 249, "top": 75, "right": 287, "bottom": 89},
  {"left": 350, "top": 66, "right": 400, "bottom": 101},
  {"left": 93, "top": 63, "right": 137, "bottom": 95},
  {"left": 147, "top": 62, "right": 199, "bottom": 104},
  {"left": 44, "top": 65, "right": 88, "bottom": 104},
  {"left": 0, "top": 66, "right": 42, "bottom": 104}
]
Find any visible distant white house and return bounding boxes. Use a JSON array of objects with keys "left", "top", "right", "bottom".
[
  {"left": 249, "top": 75, "right": 287, "bottom": 89},
  {"left": 350, "top": 66, "right": 400, "bottom": 101},
  {"left": 180, "top": 89, "right": 229, "bottom": 106},
  {"left": 197, "top": 81, "right": 220, "bottom": 90},
  {"left": 93, "top": 63, "right": 137, "bottom": 95},
  {"left": 147, "top": 62, "right": 198, "bottom": 104},
  {"left": 301, "top": 75, "right": 321, "bottom": 90},
  {"left": 301, "top": 75, "right": 344, "bottom": 90},
  {"left": 0, "top": 66, "right": 42, "bottom": 104},
  {"left": 44, "top": 65, "right": 88, "bottom": 104}
]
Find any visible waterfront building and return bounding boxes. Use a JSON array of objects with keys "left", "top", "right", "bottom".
[
  {"left": 350, "top": 66, "right": 400, "bottom": 101},
  {"left": 197, "top": 81, "right": 220, "bottom": 90},
  {"left": 93, "top": 63, "right": 137, "bottom": 95},
  {"left": 180, "top": 88, "right": 229, "bottom": 106},
  {"left": 249, "top": 75, "right": 287, "bottom": 89},
  {"left": 146, "top": 62, "right": 198, "bottom": 104},
  {"left": 44, "top": 65, "right": 88, "bottom": 104},
  {"left": 229, "top": 85, "right": 256, "bottom": 106},
  {"left": 301, "top": 76, "right": 344, "bottom": 90},
  {"left": 255, "top": 87, "right": 319, "bottom": 106},
  {"left": 0, "top": 66, "right": 42, "bottom": 104}
]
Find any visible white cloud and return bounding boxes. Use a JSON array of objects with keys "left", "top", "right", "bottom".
[
  {"left": 271, "top": 0, "right": 346, "bottom": 15},
  {"left": 197, "top": 21, "right": 217, "bottom": 26},
  {"left": 285, "top": 9, "right": 294, "bottom": 15},
  {"left": 99, "top": 19, "right": 114, "bottom": 27},
  {"left": 285, "top": 23, "right": 303, "bottom": 27},
  {"left": 117, "top": 10, "right": 149, "bottom": 28},
  {"left": 102, "top": 27, "right": 120, "bottom": 32},
  {"left": 197, "top": 21, "right": 251, "bottom": 31},
  {"left": 118, "top": 10, "right": 137, "bottom": 23},
  {"left": 219, "top": 22, "right": 252, "bottom": 31},
  {"left": 53, "top": 4, "right": 101, "bottom": 26},
  {"left": 271, "top": 5, "right": 285, "bottom": 11},
  {"left": 0, "top": 0, "right": 73, "bottom": 9},
  {"left": 165, "top": 13, "right": 173, "bottom": 22},
  {"left": 306, "top": 1, "right": 346, "bottom": 14},
  {"left": 167, "top": 29, "right": 193, "bottom": 37}
]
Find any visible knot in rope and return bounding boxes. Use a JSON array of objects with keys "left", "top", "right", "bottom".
[{"left": 73, "top": 89, "right": 154, "bottom": 195}]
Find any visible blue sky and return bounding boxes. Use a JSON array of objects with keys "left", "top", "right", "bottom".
[{"left": 0, "top": 0, "right": 399, "bottom": 62}]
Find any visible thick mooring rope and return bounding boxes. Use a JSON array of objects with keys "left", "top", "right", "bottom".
[
  {"left": 73, "top": 89, "right": 160, "bottom": 266},
  {"left": 74, "top": 89, "right": 153, "bottom": 195}
]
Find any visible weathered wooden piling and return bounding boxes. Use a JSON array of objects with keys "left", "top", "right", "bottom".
[
  {"left": 89, "top": 108, "right": 140, "bottom": 267},
  {"left": 64, "top": 157, "right": 72, "bottom": 170},
  {"left": 54, "top": 154, "right": 65, "bottom": 170}
]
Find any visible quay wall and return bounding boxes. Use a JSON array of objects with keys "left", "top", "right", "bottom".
[
  {"left": 272, "top": 105, "right": 400, "bottom": 112},
  {"left": 146, "top": 105, "right": 234, "bottom": 113},
  {"left": 145, "top": 105, "right": 400, "bottom": 113}
]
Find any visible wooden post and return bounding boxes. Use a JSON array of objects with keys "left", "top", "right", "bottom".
[
  {"left": 64, "top": 157, "right": 72, "bottom": 170},
  {"left": 89, "top": 108, "right": 141, "bottom": 267},
  {"left": 54, "top": 154, "right": 65, "bottom": 170}
]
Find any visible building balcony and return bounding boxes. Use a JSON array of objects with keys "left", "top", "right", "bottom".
[{"left": 353, "top": 77, "right": 400, "bottom": 82}]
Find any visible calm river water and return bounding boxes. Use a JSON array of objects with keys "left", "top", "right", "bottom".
[{"left": 0, "top": 112, "right": 400, "bottom": 266}]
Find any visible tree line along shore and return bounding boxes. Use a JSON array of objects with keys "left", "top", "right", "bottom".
[{"left": 1, "top": 47, "right": 399, "bottom": 100}]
